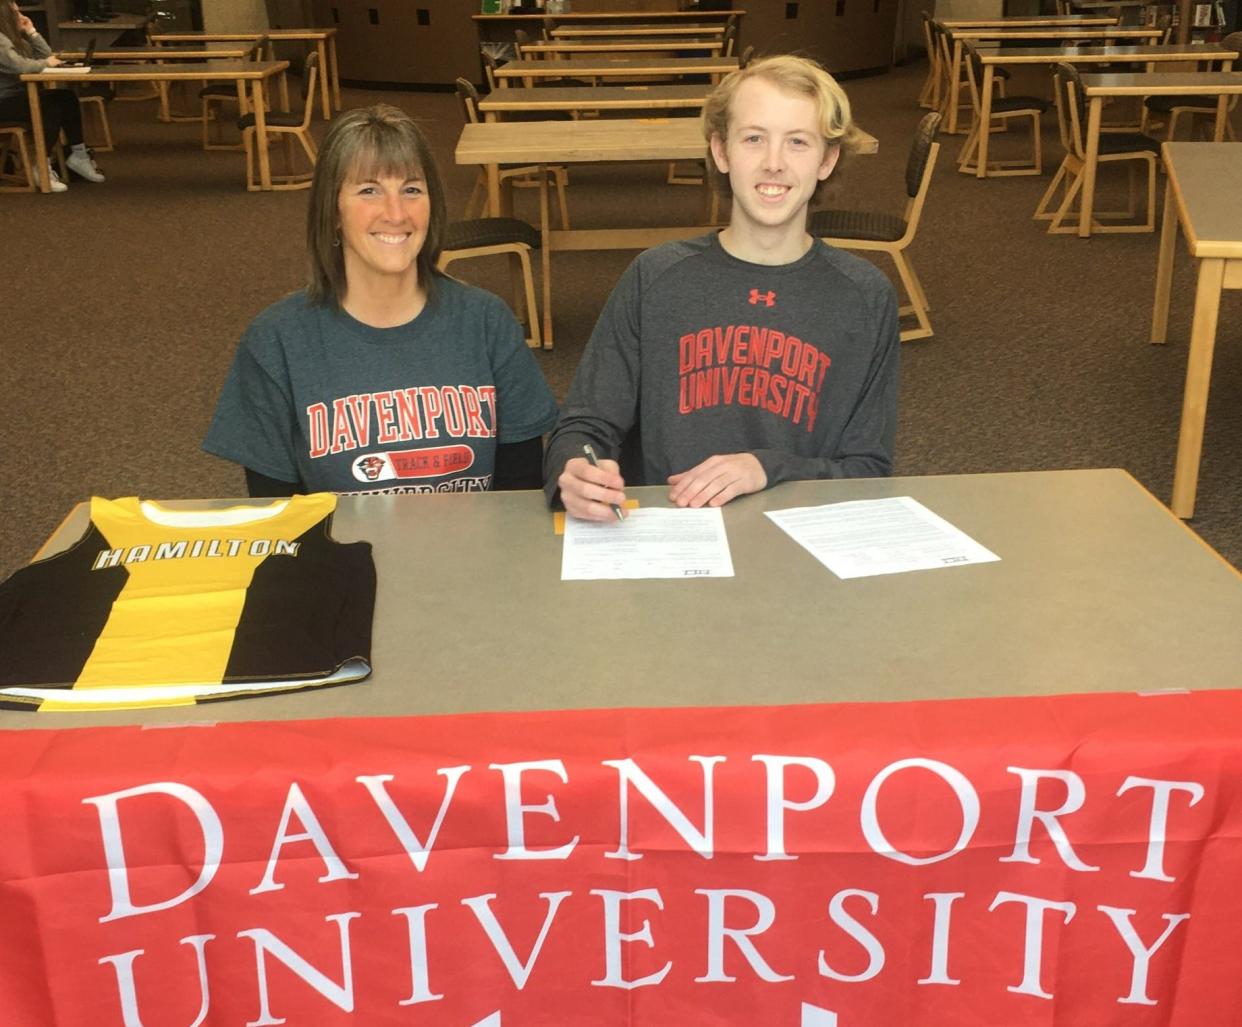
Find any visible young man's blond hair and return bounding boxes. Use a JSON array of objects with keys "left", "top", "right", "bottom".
[{"left": 702, "top": 54, "right": 863, "bottom": 200}]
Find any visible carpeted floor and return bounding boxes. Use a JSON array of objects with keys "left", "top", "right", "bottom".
[{"left": 2, "top": 60, "right": 1239, "bottom": 580}]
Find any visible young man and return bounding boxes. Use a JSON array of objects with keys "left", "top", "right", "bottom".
[{"left": 544, "top": 55, "right": 900, "bottom": 521}]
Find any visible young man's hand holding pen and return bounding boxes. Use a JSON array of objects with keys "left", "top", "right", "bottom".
[{"left": 558, "top": 444, "right": 627, "bottom": 522}]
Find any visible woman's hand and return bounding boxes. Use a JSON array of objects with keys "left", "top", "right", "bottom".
[
  {"left": 16, "top": 11, "right": 36, "bottom": 35},
  {"left": 44, "top": 55, "right": 64, "bottom": 68}
]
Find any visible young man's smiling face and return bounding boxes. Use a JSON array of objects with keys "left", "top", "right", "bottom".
[{"left": 710, "top": 76, "right": 840, "bottom": 262}]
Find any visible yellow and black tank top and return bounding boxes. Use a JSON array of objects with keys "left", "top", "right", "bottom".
[{"left": 0, "top": 494, "right": 375, "bottom": 711}]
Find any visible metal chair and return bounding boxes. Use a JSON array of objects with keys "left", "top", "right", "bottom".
[
  {"left": 239, "top": 53, "right": 317, "bottom": 192},
  {"left": 1034, "top": 62, "right": 1158, "bottom": 234},
  {"left": 810, "top": 112, "right": 942, "bottom": 343},
  {"left": 438, "top": 218, "right": 544, "bottom": 349}
]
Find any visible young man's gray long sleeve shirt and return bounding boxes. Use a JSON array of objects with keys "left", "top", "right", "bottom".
[{"left": 545, "top": 233, "right": 900, "bottom": 505}]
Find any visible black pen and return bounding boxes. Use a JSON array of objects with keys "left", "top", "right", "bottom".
[{"left": 582, "top": 444, "right": 625, "bottom": 522}]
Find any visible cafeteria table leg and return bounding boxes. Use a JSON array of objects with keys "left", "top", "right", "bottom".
[
  {"left": 1150, "top": 176, "right": 1178, "bottom": 345},
  {"left": 487, "top": 163, "right": 501, "bottom": 218},
  {"left": 1077, "top": 97, "right": 1104, "bottom": 239},
  {"left": 538, "top": 163, "right": 553, "bottom": 349},
  {"left": 328, "top": 38, "right": 341, "bottom": 111},
  {"left": 316, "top": 41, "right": 331, "bottom": 119},
  {"left": 252, "top": 80, "right": 272, "bottom": 191},
  {"left": 946, "top": 40, "right": 964, "bottom": 134},
  {"left": 25, "top": 82, "right": 49, "bottom": 194},
  {"left": 1170, "top": 257, "right": 1224, "bottom": 519},
  {"left": 975, "top": 65, "right": 995, "bottom": 180}
]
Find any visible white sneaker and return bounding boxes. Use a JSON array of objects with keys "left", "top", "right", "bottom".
[
  {"left": 66, "top": 148, "right": 105, "bottom": 183},
  {"left": 35, "top": 163, "right": 68, "bottom": 193}
]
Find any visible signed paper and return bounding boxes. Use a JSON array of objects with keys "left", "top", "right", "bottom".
[
  {"left": 561, "top": 508, "right": 734, "bottom": 580},
  {"left": 765, "top": 496, "right": 1000, "bottom": 579}
]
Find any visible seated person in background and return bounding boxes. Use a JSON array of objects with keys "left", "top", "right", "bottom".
[
  {"left": 0, "top": 1, "right": 106, "bottom": 191},
  {"left": 544, "top": 54, "right": 899, "bottom": 522},
  {"left": 204, "top": 104, "right": 559, "bottom": 497}
]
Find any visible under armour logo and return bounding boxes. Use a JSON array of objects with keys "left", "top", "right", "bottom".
[{"left": 748, "top": 289, "right": 776, "bottom": 307}]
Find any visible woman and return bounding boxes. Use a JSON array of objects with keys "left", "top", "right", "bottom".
[
  {"left": 0, "top": 1, "right": 105, "bottom": 192},
  {"left": 203, "top": 103, "right": 558, "bottom": 497}
]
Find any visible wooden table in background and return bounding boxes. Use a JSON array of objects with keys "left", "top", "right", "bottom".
[
  {"left": 55, "top": 13, "right": 144, "bottom": 47},
  {"left": 519, "top": 39, "right": 725, "bottom": 57},
  {"left": 57, "top": 45, "right": 252, "bottom": 122},
  {"left": 550, "top": 25, "right": 726, "bottom": 38},
  {"left": 477, "top": 83, "right": 711, "bottom": 120},
  {"left": 455, "top": 118, "right": 877, "bottom": 348},
  {"left": 151, "top": 28, "right": 339, "bottom": 118},
  {"left": 495, "top": 55, "right": 738, "bottom": 86},
  {"left": 971, "top": 43, "right": 1238, "bottom": 180},
  {"left": 1079, "top": 71, "right": 1242, "bottom": 238},
  {"left": 942, "top": 26, "right": 1163, "bottom": 132},
  {"left": 938, "top": 15, "right": 1120, "bottom": 27},
  {"left": 21, "top": 60, "right": 289, "bottom": 192},
  {"left": 1150, "top": 142, "right": 1242, "bottom": 519}
]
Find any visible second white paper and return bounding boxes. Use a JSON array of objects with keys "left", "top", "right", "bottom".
[{"left": 765, "top": 496, "right": 1000, "bottom": 579}]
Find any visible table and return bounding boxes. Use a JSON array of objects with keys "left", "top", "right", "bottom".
[
  {"left": 55, "top": 12, "right": 144, "bottom": 47},
  {"left": 12, "top": 470, "right": 1242, "bottom": 723},
  {"left": 938, "top": 15, "right": 1120, "bottom": 27},
  {"left": 20, "top": 60, "right": 289, "bottom": 193},
  {"left": 495, "top": 55, "right": 738, "bottom": 85},
  {"left": 56, "top": 45, "right": 254, "bottom": 122},
  {"left": 551, "top": 25, "right": 726, "bottom": 38},
  {"left": 5, "top": 471, "right": 1242, "bottom": 1024},
  {"left": 971, "top": 44, "right": 1238, "bottom": 180},
  {"left": 1151, "top": 143, "right": 1242, "bottom": 519},
  {"left": 1079, "top": 72, "right": 1242, "bottom": 238},
  {"left": 57, "top": 45, "right": 251, "bottom": 60},
  {"left": 455, "top": 117, "right": 878, "bottom": 347},
  {"left": 518, "top": 39, "right": 725, "bottom": 56},
  {"left": 942, "top": 26, "right": 1164, "bottom": 133},
  {"left": 150, "top": 28, "right": 339, "bottom": 119},
  {"left": 477, "top": 83, "right": 711, "bottom": 120}
]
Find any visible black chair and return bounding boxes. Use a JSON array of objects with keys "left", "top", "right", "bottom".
[
  {"left": 202, "top": 35, "right": 269, "bottom": 151},
  {"left": 957, "top": 41, "right": 1048, "bottom": 176},
  {"left": 1141, "top": 32, "right": 1242, "bottom": 141},
  {"left": 810, "top": 112, "right": 942, "bottom": 342},
  {"left": 1035, "top": 62, "right": 1158, "bottom": 234},
  {"left": 238, "top": 53, "right": 317, "bottom": 192},
  {"left": 439, "top": 218, "right": 545, "bottom": 349}
]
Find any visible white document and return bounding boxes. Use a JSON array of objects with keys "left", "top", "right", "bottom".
[
  {"left": 561, "top": 507, "right": 734, "bottom": 580},
  {"left": 765, "top": 496, "right": 1000, "bottom": 579},
  {"left": 41, "top": 66, "right": 91, "bottom": 74}
]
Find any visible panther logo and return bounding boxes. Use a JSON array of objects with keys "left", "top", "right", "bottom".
[{"left": 355, "top": 455, "right": 386, "bottom": 481}]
